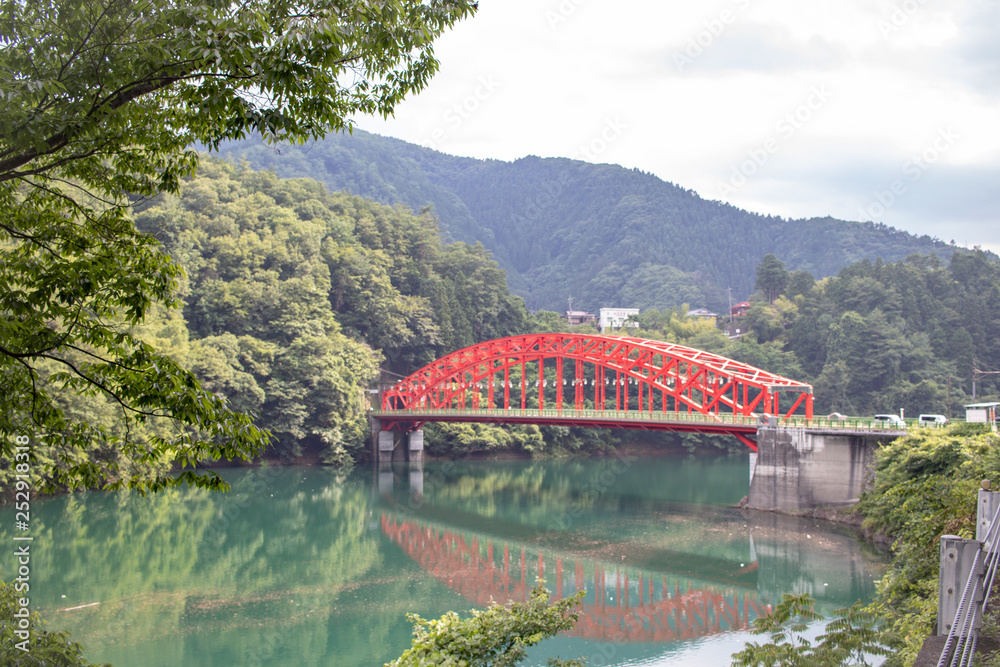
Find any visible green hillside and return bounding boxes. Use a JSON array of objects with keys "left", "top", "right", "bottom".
[
  {"left": 212, "top": 130, "right": 960, "bottom": 312},
  {"left": 12, "top": 156, "right": 993, "bottom": 484},
  {"left": 737, "top": 252, "right": 1000, "bottom": 415},
  {"left": 130, "top": 158, "right": 527, "bottom": 466}
]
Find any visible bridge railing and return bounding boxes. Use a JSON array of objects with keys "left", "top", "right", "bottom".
[
  {"left": 372, "top": 407, "right": 918, "bottom": 432},
  {"left": 374, "top": 407, "right": 758, "bottom": 427},
  {"left": 935, "top": 485, "right": 1000, "bottom": 666}
]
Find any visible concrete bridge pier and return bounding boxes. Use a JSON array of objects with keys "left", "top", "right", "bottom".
[
  {"left": 377, "top": 431, "right": 396, "bottom": 463},
  {"left": 748, "top": 427, "right": 886, "bottom": 512},
  {"left": 370, "top": 417, "right": 424, "bottom": 464},
  {"left": 408, "top": 430, "right": 424, "bottom": 463},
  {"left": 371, "top": 417, "right": 392, "bottom": 463}
]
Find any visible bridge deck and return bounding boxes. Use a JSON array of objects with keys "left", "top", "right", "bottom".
[{"left": 372, "top": 408, "right": 912, "bottom": 436}]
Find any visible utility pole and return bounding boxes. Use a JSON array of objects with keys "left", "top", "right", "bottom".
[
  {"left": 973, "top": 359, "right": 1000, "bottom": 403},
  {"left": 728, "top": 287, "right": 733, "bottom": 323}
]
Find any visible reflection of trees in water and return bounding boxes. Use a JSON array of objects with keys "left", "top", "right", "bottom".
[
  {"left": 390, "top": 456, "right": 750, "bottom": 530},
  {"left": 746, "top": 511, "right": 887, "bottom": 608},
  {"left": 379, "top": 462, "right": 756, "bottom": 567},
  {"left": 8, "top": 471, "right": 383, "bottom": 659},
  {"left": 382, "top": 513, "right": 768, "bottom": 644},
  {"left": 0, "top": 463, "right": 885, "bottom": 665}
]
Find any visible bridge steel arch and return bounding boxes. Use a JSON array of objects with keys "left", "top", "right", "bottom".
[{"left": 379, "top": 334, "right": 812, "bottom": 448}]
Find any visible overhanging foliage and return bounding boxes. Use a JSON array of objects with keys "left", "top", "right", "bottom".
[{"left": 0, "top": 0, "right": 477, "bottom": 492}]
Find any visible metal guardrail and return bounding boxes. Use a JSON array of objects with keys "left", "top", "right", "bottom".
[
  {"left": 374, "top": 407, "right": 758, "bottom": 427},
  {"left": 370, "top": 407, "right": 946, "bottom": 433},
  {"left": 937, "top": 486, "right": 1000, "bottom": 667}
]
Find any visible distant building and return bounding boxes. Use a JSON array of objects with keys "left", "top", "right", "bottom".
[
  {"left": 731, "top": 301, "right": 751, "bottom": 318},
  {"left": 566, "top": 310, "right": 596, "bottom": 326},
  {"left": 599, "top": 307, "right": 639, "bottom": 333},
  {"left": 687, "top": 308, "right": 718, "bottom": 320},
  {"left": 966, "top": 402, "right": 1000, "bottom": 424},
  {"left": 721, "top": 322, "right": 745, "bottom": 339}
]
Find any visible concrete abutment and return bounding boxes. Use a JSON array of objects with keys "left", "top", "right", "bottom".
[{"left": 748, "top": 427, "right": 891, "bottom": 512}]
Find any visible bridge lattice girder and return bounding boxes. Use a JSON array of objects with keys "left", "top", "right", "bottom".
[{"left": 381, "top": 333, "right": 812, "bottom": 423}]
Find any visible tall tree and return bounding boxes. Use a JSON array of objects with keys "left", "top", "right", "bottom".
[
  {"left": 754, "top": 253, "right": 789, "bottom": 304},
  {"left": 0, "top": 0, "right": 477, "bottom": 492}
]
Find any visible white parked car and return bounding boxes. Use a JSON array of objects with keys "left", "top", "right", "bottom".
[
  {"left": 918, "top": 414, "right": 949, "bottom": 426},
  {"left": 873, "top": 414, "right": 906, "bottom": 427}
]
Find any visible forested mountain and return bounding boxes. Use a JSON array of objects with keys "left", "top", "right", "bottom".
[
  {"left": 211, "top": 130, "right": 962, "bottom": 313},
  {"left": 130, "top": 158, "right": 526, "bottom": 467},
  {"left": 590, "top": 249, "right": 999, "bottom": 421},
  {"left": 54, "top": 156, "right": 994, "bottom": 475},
  {"left": 740, "top": 251, "right": 1000, "bottom": 415}
]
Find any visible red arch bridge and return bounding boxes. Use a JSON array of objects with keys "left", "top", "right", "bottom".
[{"left": 373, "top": 333, "right": 814, "bottom": 451}]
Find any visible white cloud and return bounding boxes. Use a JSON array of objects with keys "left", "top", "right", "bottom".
[{"left": 354, "top": 0, "right": 1000, "bottom": 250}]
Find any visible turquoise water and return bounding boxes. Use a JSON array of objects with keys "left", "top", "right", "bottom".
[{"left": 0, "top": 453, "right": 886, "bottom": 666}]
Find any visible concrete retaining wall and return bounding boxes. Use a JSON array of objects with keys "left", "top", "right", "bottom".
[{"left": 748, "top": 428, "right": 884, "bottom": 511}]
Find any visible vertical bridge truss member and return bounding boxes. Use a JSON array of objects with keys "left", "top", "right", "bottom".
[{"left": 380, "top": 334, "right": 813, "bottom": 450}]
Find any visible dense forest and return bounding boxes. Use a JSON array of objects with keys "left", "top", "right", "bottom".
[
  {"left": 211, "top": 130, "right": 967, "bottom": 313},
  {"left": 739, "top": 252, "right": 1000, "bottom": 415},
  {"left": 18, "top": 156, "right": 996, "bottom": 485},
  {"left": 129, "top": 158, "right": 528, "bottom": 468},
  {"left": 129, "top": 159, "right": 1000, "bottom": 466}
]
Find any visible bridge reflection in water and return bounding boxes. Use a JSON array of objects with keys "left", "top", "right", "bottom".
[{"left": 381, "top": 513, "right": 768, "bottom": 644}]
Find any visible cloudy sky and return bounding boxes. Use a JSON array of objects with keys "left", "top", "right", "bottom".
[{"left": 354, "top": 0, "right": 1000, "bottom": 252}]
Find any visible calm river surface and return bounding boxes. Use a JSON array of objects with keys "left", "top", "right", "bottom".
[{"left": 0, "top": 452, "right": 887, "bottom": 666}]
